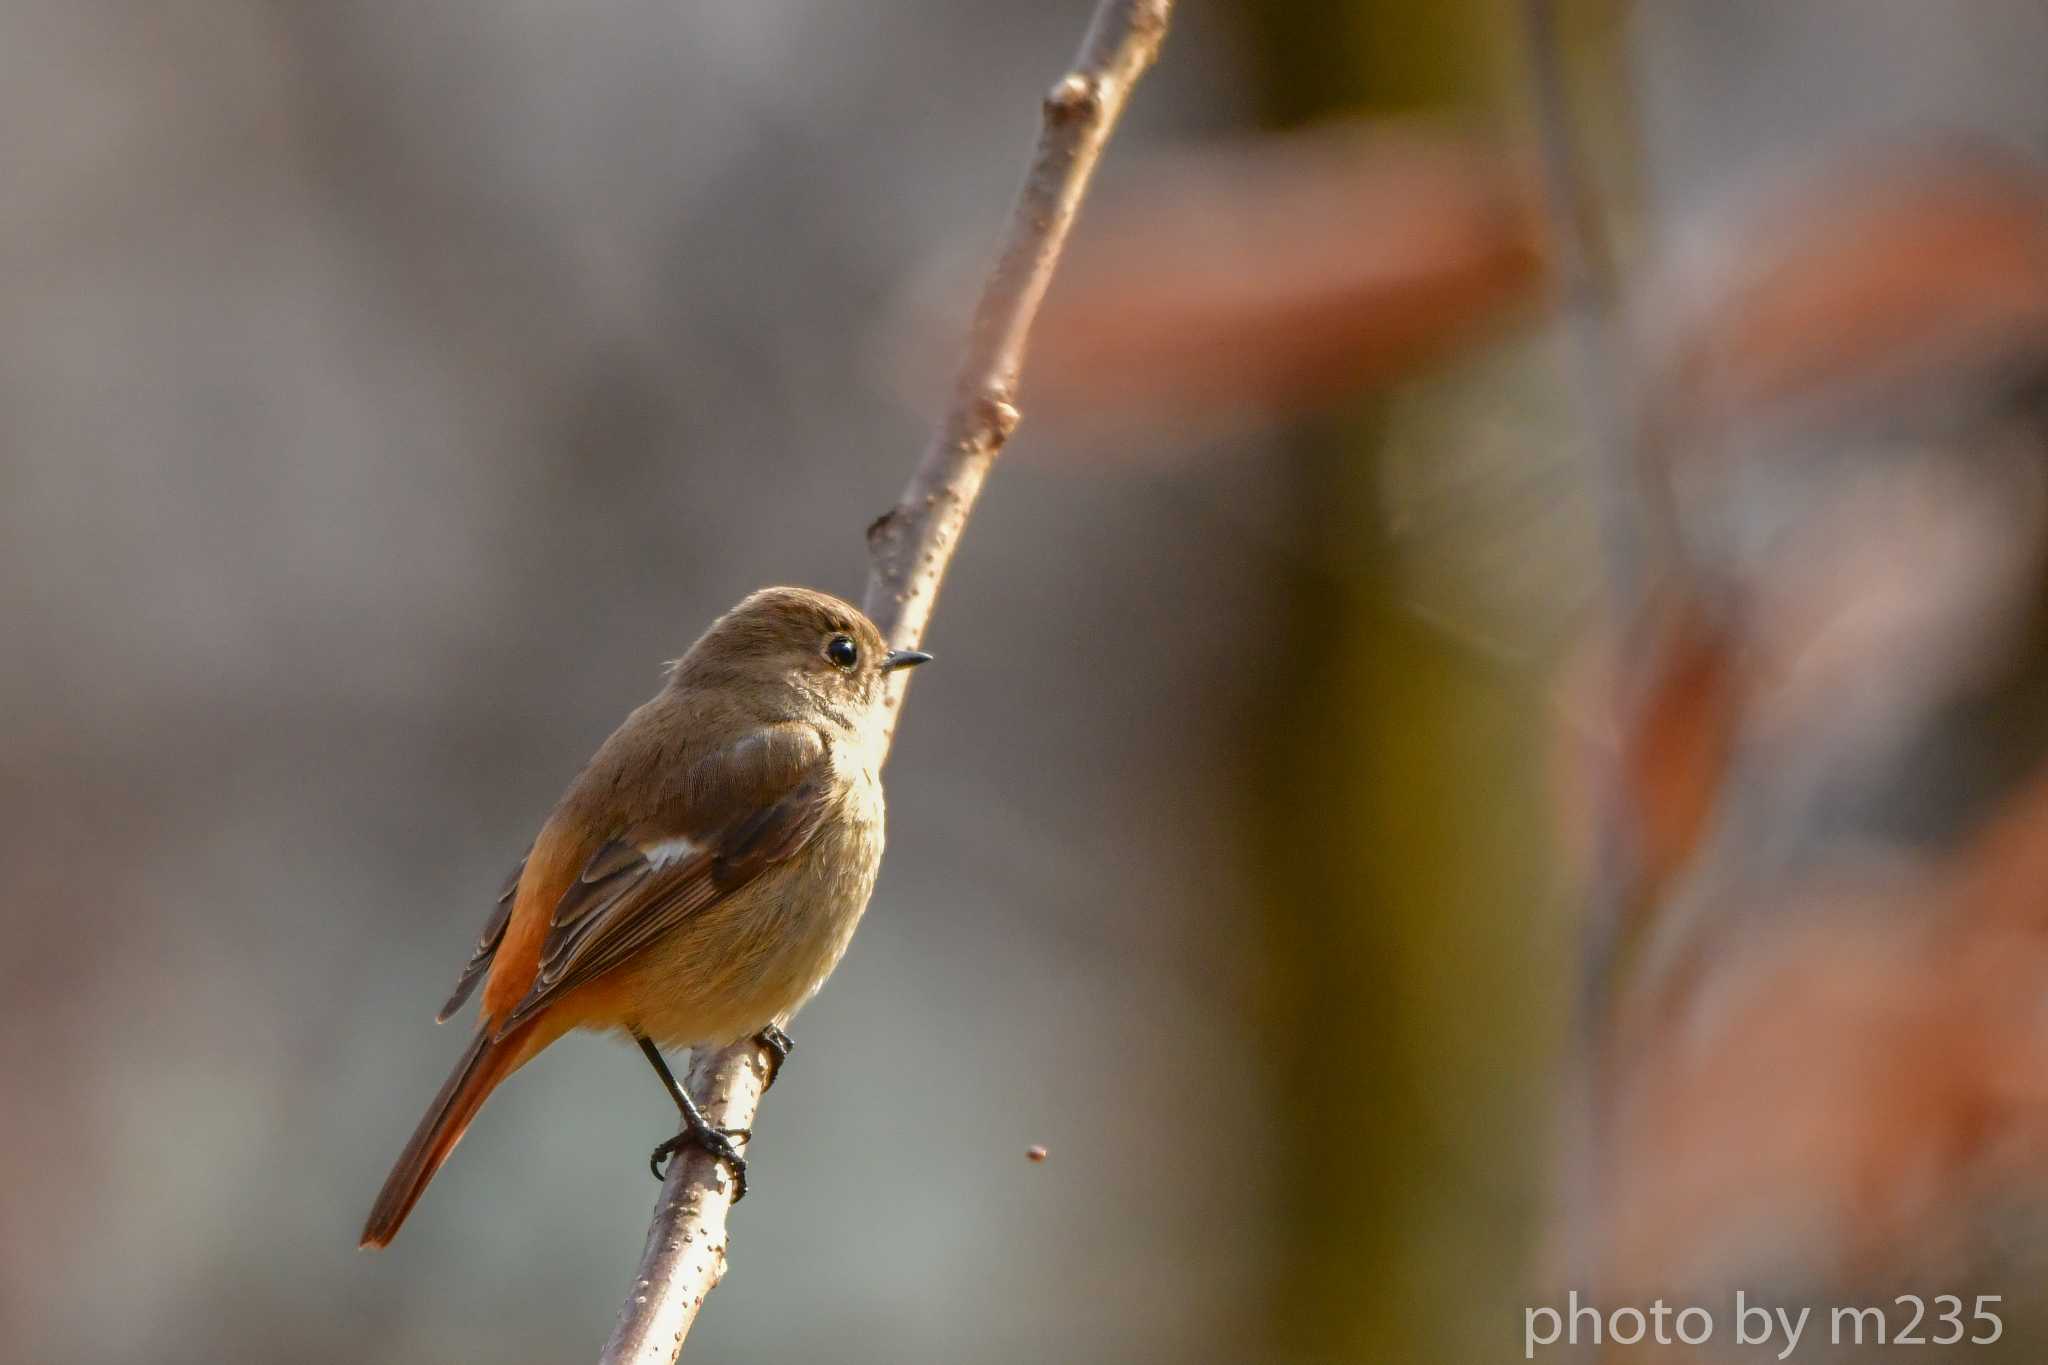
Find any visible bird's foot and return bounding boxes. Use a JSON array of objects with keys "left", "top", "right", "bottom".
[
  {"left": 754, "top": 1025, "right": 795, "bottom": 1090},
  {"left": 649, "top": 1123, "right": 750, "bottom": 1201}
]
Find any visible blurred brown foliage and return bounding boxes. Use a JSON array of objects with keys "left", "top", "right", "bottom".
[
  {"left": 1586, "top": 145, "right": 2048, "bottom": 1343},
  {"left": 1029, "top": 122, "right": 1545, "bottom": 417}
]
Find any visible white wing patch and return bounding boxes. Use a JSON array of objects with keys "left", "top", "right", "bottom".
[{"left": 640, "top": 835, "right": 703, "bottom": 870}]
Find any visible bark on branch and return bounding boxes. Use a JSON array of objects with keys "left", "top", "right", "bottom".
[{"left": 598, "top": 3, "right": 1174, "bottom": 1359}]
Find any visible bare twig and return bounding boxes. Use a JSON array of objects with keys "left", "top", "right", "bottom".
[
  {"left": 861, "top": 0, "right": 1174, "bottom": 663},
  {"left": 1516, "top": 0, "right": 1637, "bottom": 1310},
  {"left": 598, "top": 3, "right": 1174, "bottom": 1359},
  {"left": 1519, "top": 0, "right": 1662, "bottom": 587}
]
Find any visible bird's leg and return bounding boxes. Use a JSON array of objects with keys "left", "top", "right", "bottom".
[
  {"left": 637, "top": 1035, "right": 749, "bottom": 1201},
  {"left": 754, "top": 1024, "right": 794, "bottom": 1091}
]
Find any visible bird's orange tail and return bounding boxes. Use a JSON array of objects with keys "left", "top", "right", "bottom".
[{"left": 359, "top": 1017, "right": 539, "bottom": 1248}]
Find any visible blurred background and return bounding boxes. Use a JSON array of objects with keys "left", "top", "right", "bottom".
[{"left": 5, "top": 2, "right": 2048, "bottom": 1362}]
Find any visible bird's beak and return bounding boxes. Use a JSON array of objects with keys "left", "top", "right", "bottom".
[{"left": 880, "top": 648, "right": 934, "bottom": 673}]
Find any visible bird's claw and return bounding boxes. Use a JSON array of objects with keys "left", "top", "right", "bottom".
[{"left": 649, "top": 1124, "right": 751, "bottom": 1201}]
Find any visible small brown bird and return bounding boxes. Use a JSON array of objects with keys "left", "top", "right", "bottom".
[{"left": 360, "top": 586, "right": 929, "bottom": 1248}]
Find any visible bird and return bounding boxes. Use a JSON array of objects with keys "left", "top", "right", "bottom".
[{"left": 359, "top": 585, "right": 930, "bottom": 1248}]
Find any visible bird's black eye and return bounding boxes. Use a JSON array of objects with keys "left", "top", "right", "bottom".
[{"left": 825, "top": 634, "right": 859, "bottom": 670}]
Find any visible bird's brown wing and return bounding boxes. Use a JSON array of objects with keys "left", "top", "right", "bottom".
[
  {"left": 436, "top": 853, "right": 528, "bottom": 1023},
  {"left": 495, "top": 723, "right": 834, "bottom": 1033}
]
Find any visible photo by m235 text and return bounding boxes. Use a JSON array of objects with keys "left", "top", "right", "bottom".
[{"left": 1524, "top": 1291, "right": 2005, "bottom": 1358}]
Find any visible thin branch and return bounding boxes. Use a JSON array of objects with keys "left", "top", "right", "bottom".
[
  {"left": 598, "top": 3, "right": 1174, "bottom": 1359},
  {"left": 862, "top": 0, "right": 1175, "bottom": 664},
  {"left": 1519, "top": 0, "right": 1656, "bottom": 592},
  {"left": 1517, "top": 0, "right": 1658, "bottom": 1309}
]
